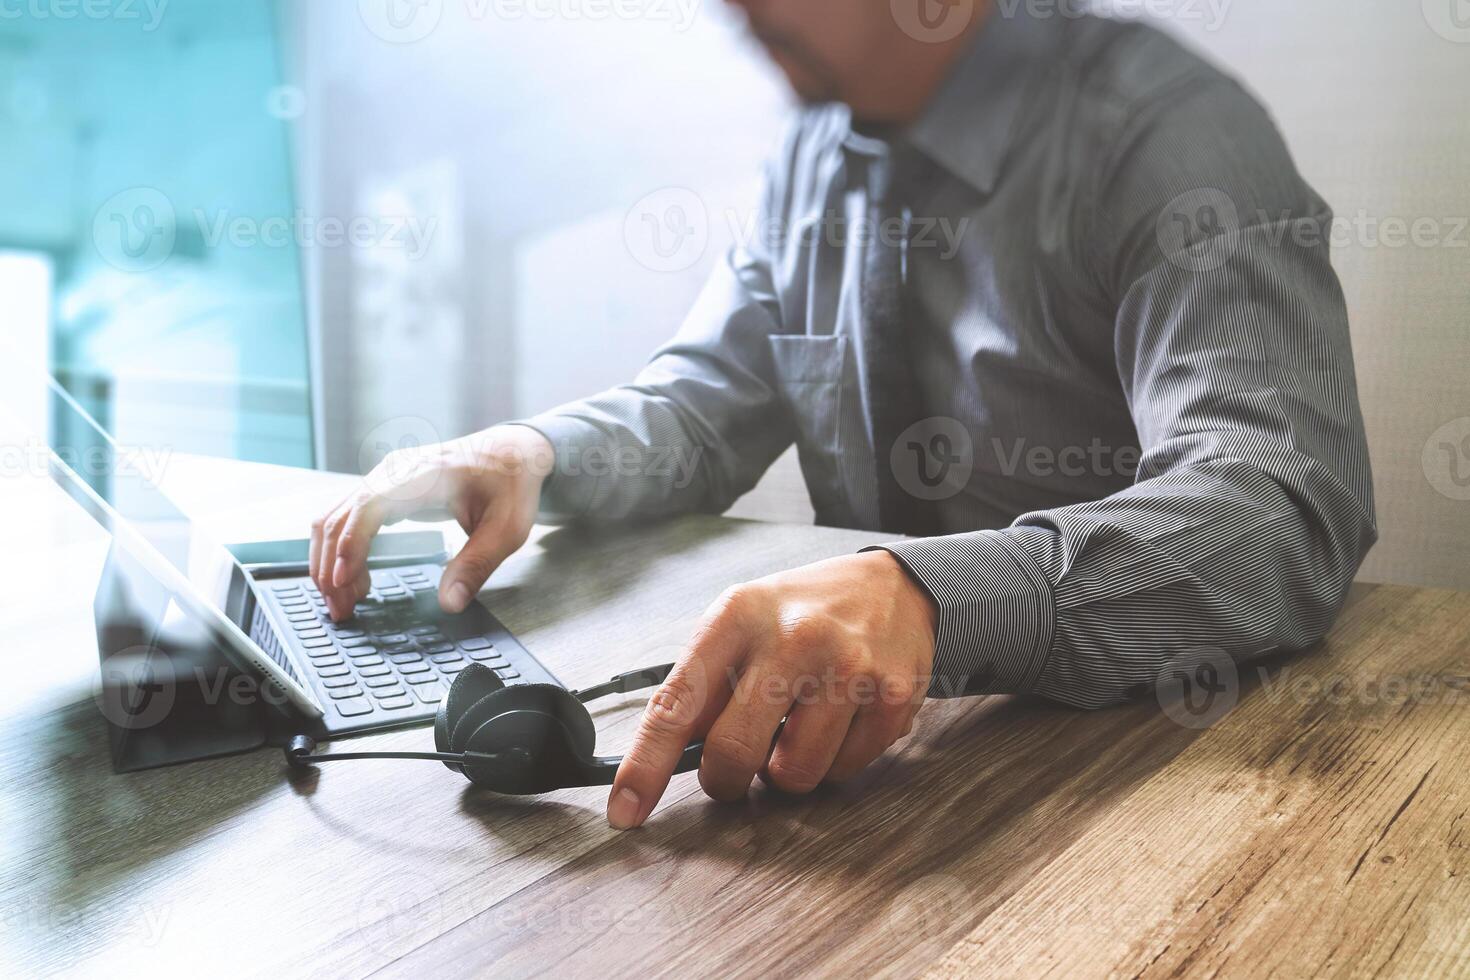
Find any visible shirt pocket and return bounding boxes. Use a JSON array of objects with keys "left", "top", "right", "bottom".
[{"left": 768, "top": 334, "right": 857, "bottom": 527}]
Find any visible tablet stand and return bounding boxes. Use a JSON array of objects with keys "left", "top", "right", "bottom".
[{"left": 94, "top": 541, "right": 279, "bottom": 772}]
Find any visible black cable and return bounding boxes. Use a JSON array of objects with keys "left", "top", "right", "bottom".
[
  {"left": 298, "top": 750, "right": 478, "bottom": 764},
  {"left": 283, "top": 733, "right": 518, "bottom": 768}
]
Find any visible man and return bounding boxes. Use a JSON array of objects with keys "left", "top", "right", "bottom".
[{"left": 311, "top": 0, "right": 1376, "bottom": 830}]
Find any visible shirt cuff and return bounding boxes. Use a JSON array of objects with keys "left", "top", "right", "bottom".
[
  {"left": 867, "top": 528, "right": 1057, "bottom": 699},
  {"left": 507, "top": 413, "right": 609, "bottom": 521}
]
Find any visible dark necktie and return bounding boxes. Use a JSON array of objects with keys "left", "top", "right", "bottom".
[{"left": 855, "top": 136, "right": 939, "bottom": 537}]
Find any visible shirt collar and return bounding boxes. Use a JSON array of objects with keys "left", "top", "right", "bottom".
[{"left": 842, "top": 5, "right": 1062, "bottom": 196}]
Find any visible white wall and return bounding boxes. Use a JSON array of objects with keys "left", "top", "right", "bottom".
[
  {"left": 0, "top": 251, "right": 52, "bottom": 435},
  {"left": 288, "top": 0, "right": 790, "bottom": 468}
]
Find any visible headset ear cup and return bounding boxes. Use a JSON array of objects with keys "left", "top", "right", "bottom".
[
  {"left": 449, "top": 688, "right": 515, "bottom": 755},
  {"left": 434, "top": 701, "right": 455, "bottom": 770},
  {"left": 511, "top": 687, "right": 590, "bottom": 764},
  {"left": 458, "top": 685, "right": 601, "bottom": 794},
  {"left": 533, "top": 685, "right": 598, "bottom": 761},
  {"left": 437, "top": 663, "right": 505, "bottom": 772},
  {"left": 450, "top": 684, "right": 595, "bottom": 755}
]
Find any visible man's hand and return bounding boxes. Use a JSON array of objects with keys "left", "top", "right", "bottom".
[
  {"left": 309, "top": 425, "right": 554, "bottom": 621},
  {"left": 606, "top": 550, "right": 938, "bottom": 829}
]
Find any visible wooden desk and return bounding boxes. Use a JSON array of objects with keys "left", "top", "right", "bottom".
[{"left": 2, "top": 459, "right": 1467, "bottom": 978}]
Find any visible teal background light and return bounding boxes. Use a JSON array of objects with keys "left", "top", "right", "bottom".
[{"left": 0, "top": 0, "right": 314, "bottom": 466}]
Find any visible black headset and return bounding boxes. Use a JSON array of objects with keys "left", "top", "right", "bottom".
[{"left": 284, "top": 661, "right": 701, "bottom": 794}]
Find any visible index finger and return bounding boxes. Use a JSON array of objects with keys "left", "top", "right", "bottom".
[
  {"left": 309, "top": 492, "right": 349, "bottom": 593},
  {"left": 606, "top": 590, "right": 757, "bottom": 829},
  {"left": 330, "top": 493, "right": 391, "bottom": 591}
]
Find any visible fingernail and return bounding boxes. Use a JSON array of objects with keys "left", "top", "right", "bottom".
[
  {"left": 607, "top": 787, "right": 642, "bottom": 830},
  {"left": 444, "top": 581, "right": 472, "bottom": 613},
  {"left": 332, "top": 557, "right": 348, "bottom": 588}
]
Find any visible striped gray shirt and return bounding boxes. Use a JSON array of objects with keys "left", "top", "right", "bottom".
[{"left": 521, "top": 9, "right": 1378, "bottom": 708}]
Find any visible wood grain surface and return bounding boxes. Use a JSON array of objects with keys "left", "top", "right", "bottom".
[{"left": 3, "top": 461, "right": 1467, "bottom": 979}]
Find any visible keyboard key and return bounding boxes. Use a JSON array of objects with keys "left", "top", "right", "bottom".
[
  {"left": 364, "top": 674, "right": 400, "bottom": 688},
  {"left": 270, "top": 583, "right": 302, "bottom": 594},
  {"left": 334, "top": 697, "right": 372, "bottom": 717},
  {"left": 280, "top": 599, "right": 310, "bottom": 610},
  {"left": 493, "top": 668, "right": 520, "bottom": 680},
  {"left": 466, "top": 649, "right": 501, "bottom": 662},
  {"left": 329, "top": 686, "right": 364, "bottom": 699},
  {"left": 370, "top": 685, "right": 406, "bottom": 700},
  {"left": 297, "top": 628, "right": 327, "bottom": 640},
  {"left": 302, "top": 637, "right": 334, "bottom": 649},
  {"left": 340, "top": 637, "right": 374, "bottom": 649},
  {"left": 404, "top": 671, "right": 439, "bottom": 685},
  {"left": 310, "top": 655, "right": 345, "bottom": 669},
  {"left": 350, "top": 654, "right": 385, "bottom": 667},
  {"left": 458, "top": 637, "right": 492, "bottom": 652},
  {"left": 413, "top": 683, "right": 447, "bottom": 704},
  {"left": 318, "top": 665, "right": 350, "bottom": 678},
  {"left": 357, "top": 665, "right": 392, "bottom": 678},
  {"left": 408, "top": 626, "right": 439, "bottom": 636},
  {"left": 438, "top": 661, "right": 467, "bottom": 674},
  {"left": 430, "top": 652, "right": 465, "bottom": 665},
  {"left": 422, "top": 643, "right": 455, "bottom": 655},
  {"left": 398, "top": 661, "right": 432, "bottom": 675},
  {"left": 406, "top": 580, "right": 436, "bottom": 592},
  {"left": 375, "top": 633, "right": 410, "bottom": 645},
  {"left": 333, "top": 628, "right": 365, "bottom": 639},
  {"left": 389, "top": 653, "right": 423, "bottom": 665},
  {"left": 322, "top": 674, "right": 359, "bottom": 688},
  {"left": 377, "top": 695, "right": 414, "bottom": 710}
]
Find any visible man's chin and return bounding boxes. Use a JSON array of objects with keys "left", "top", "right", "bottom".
[
  {"left": 764, "top": 47, "right": 840, "bottom": 105},
  {"left": 783, "top": 76, "right": 835, "bottom": 106}
]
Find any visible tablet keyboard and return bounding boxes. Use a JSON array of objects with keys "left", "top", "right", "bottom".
[{"left": 257, "top": 563, "right": 558, "bottom": 733}]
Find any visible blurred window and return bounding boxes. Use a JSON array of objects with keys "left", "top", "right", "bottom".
[{"left": 0, "top": 0, "right": 313, "bottom": 466}]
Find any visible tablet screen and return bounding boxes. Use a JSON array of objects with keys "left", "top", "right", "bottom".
[{"left": 44, "top": 375, "right": 317, "bottom": 713}]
